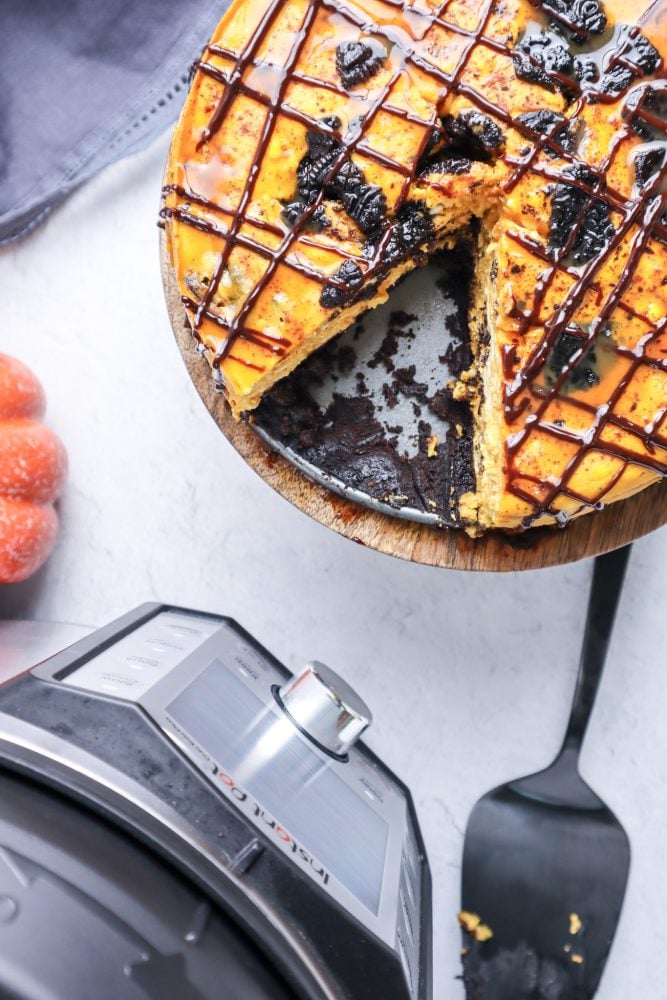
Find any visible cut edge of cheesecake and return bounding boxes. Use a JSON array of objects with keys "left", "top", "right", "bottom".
[
  {"left": 164, "top": 164, "right": 497, "bottom": 422},
  {"left": 217, "top": 233, "right": 461, "bottom": 417},
  {"left": 456, "top": 222, "right": 665, "bottom": 535},
  {"left": 455, "top": 224, "right": 502, "bottom": 535}
]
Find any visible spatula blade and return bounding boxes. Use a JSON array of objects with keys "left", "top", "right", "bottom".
[{"left": 460, "top": 787, "right": 630, "bottom": 999}]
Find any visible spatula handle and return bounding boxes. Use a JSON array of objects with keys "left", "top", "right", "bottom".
[{"left": 562, "top": 544, "right": 632, "bottom": 755}]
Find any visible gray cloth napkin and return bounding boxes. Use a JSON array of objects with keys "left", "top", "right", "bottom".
[{"left": 0, "top": 1, "right": 225, "bottom": 244}]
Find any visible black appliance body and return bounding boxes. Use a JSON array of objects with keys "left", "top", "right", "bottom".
[{"left": 0, "top": 604, "right": 431, "bottom": 1000}]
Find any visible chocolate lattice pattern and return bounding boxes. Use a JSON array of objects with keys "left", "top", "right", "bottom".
[{"left": 162, "top": 0, "right": 667, "bottom": 529}]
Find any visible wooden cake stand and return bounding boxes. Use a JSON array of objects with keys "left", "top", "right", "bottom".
[{"left": 162, "top": 246, "right": 667, "bottom": 572}]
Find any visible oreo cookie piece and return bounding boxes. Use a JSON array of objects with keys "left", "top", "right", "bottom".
[
  {"left": 571, "top": 200, "right": 616, "bottom": 264},
  {"left": 328, "top": 160, "right": 387, "bottom": 236},
  {"left": 632, "top": 147, "right": 667, "bottom": 246},
  {"left": 423, "top": 123, "right": 445, "bottom": 157},
  {"left": 461, "top": 935, "right": 577, "bottom": 998},
  {"left": 320, "top": 259, "right": 364, "bottom": 309},
  {"left": 548, "top": 165, "right": 615, "bottom": 264},
  {"left": 548, "top": 165, "right": 596, "bottom": 252},
  {"left": 419, "top": 156, "right": 472, "bottom": 176},
  {"left": 381, "top": 201, "right": 434, "bottom": 267},
  {"left": 441, "top": 110, "right": 505, "bottom": 160},
  {"left": 281, "top": 201, "right": 330, "bottom": 231},
  {"left": 634, "top": 146, "right": 667, "bottom": 188},
  {"left": 306, "top": 115, "right": 342, "bottom": 149},
  {"left": 575, "top": 57, "right": 599, "bottom": 86},
  {"left": 416, "top": 122, "right": 459, "bottom": 175},
  {"left": 623, "top": 84, "right": 667, "bottom": 139},
  {"left": 336, "top": 40, "right": 386, "bottom": 89},
  {"left": 516, "top": 110, "right": 578, "bottom": 156},
  {"left": 512, "top": 31, "right": 576, "bottom": 92},
  {"left": 597, "top": 27, "right": 661, "bottom": 98},
  {"left": 294, "top": 115, "right": 387, "bottom": 235},
  {"left": 548, "top": 327, "right": 601, "bottom": 389},
  {"left": 296, "top": 119, "right": 343, "bottom": 205},
  {"left": 540, "top": 0, "right": 606, "bottom": 41}
]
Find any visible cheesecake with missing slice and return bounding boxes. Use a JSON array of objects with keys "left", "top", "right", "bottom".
[{"left": 162, "top": 0, "right": 667, "bottom": 531}]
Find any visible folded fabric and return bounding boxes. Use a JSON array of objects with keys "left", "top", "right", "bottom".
[{"left": 0, "top": 0, "right": 225, "bottom": 244}]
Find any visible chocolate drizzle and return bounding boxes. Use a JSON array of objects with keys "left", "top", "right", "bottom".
[{"left": 161, "top": 0, "right": 667, "bottom": 529}]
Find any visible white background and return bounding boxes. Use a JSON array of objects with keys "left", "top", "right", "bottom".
[{"left": 1, "top": 133, "right": 666, "bottom": 999}]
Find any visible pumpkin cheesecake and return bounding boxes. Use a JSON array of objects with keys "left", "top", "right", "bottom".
[{"left": 162, "top": 0, "right": 667, "bottom": 532}]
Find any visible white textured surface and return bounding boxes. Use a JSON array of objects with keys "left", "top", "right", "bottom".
[{"left": 1, "top": 134, "right": 667, "bottom": 999}]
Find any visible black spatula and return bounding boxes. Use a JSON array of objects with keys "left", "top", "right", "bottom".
[{"left": 460, "top": 544, "right": 632, "bottom": 1000}]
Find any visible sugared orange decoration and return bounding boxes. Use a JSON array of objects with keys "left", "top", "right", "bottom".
[{"left": 0, "top": 354, "right": 67, "bottom": 584}]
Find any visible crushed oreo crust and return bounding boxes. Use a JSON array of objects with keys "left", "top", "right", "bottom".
[
  {"left": 547, "top": 165, "right": 615, "bottom": 265},
  {"left": 255, "top": 247, "right": 476, "bottom": 525},
  {"left": 461, "top": 934, "right": 581, "bottom": 1000},
  {"left": 367, "top": 309, "right": 417, "bottom": 374},
  {"left": 335, "top": 40, "right": 386, "bottom": 89}
]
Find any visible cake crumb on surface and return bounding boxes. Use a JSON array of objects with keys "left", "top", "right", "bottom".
[{"left": 458, "top": 911, "right": 493, "bottom": 942}]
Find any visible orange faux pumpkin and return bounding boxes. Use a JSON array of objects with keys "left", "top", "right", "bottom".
[{"left": 0, "top": 354, "right": 67, "bottom": 584}]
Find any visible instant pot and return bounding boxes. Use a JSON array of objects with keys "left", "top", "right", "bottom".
[{"left": 0, "top": 604, "right": 431, "bottom": 1000}]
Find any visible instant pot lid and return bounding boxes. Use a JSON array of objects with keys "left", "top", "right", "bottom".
[
  {"left": 0, "top": 765, "right": 296, "bottom": 1000},
  {"left": 0, "top": 619, "right": 296, "bottom": 999},
  {"left": 0, "top": 621, "right": 91, "bottom": 684}
]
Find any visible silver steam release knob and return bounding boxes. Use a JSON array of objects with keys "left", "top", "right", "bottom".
[{"left": 278, "top": 661, "right": 372, "bottom": 757}]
